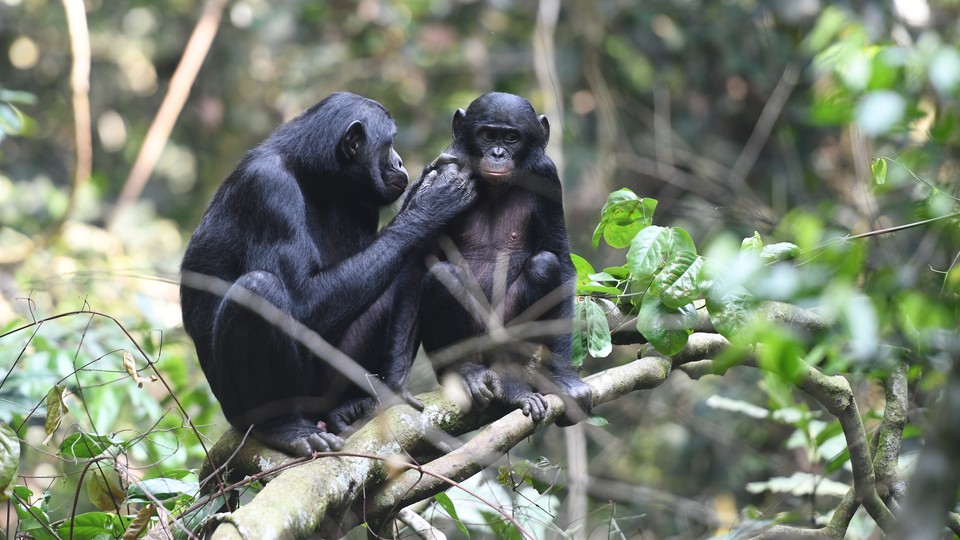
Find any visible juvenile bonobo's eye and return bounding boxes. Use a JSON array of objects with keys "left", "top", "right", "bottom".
[
  {"left": 480, "top": 130, "right": 495, "bottom": 141},
  {"left": 504, "top": 132, "right": 519, "bottom": 144}
]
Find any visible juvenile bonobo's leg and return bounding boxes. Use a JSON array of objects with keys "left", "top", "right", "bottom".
[
  {"left": 421, "top": 261, "right": 504, "bottom": 408},
  {"left": 500, "top": 251, "right": 562, "bottom": 322},
  {"left": 500, "top": 252, "right": 595, "bottom": 426},
  {"left": 213, "top": 270, "right": 343, "bottom": 456}
]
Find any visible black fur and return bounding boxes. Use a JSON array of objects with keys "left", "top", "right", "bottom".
[
  {"left": 180, "top": 92, "right": 475, "bottom": 456},
  {"left": 388, "top": 92, "right": 594, "bottom": 425}
]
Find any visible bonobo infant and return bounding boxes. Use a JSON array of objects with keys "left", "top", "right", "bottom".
[
  {"left": 387, "top": 92, "right": 594, "bottom": 425},
  {"left": 180, "top": 93, "right": 476, "bottom": 457}
]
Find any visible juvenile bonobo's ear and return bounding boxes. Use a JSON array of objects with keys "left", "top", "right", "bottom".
[
  {"left": 339, "top": 120, "right": 366, "bottom": 162},
  {"left": 452, "top": 108, "right": 467, "bottom": 137},
  {"left": 538, "top": 114, "right": 550, "bottom": 149}
]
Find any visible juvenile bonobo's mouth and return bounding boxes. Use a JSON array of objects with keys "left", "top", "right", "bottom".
[{"left": 480, "top": 168, "right": 512, "bottom": 184}]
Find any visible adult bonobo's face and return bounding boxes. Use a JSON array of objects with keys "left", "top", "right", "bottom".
[
  {"left": 452, "top": 92, "right": 550, "bottom": 186},
  {"left": 339, "top": 115, "right": 409, "bottom": 204}
]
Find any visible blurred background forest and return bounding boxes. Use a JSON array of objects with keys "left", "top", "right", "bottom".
[{"left": 1, "top": 0, "right": 959, "bottom": 538}]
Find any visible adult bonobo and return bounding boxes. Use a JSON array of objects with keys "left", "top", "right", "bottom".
[
  {"left": 388, "top": 92, "right": 594, "bottom": 425},
  {"left": 180, "top": 92, "right": 475, "bottom": 457}
]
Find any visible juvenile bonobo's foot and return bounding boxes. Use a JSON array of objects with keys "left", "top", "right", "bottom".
[
  {"left": 554, "top": 378, "right": 595, "bottom": 427},
  {"left": 251, "top": 416, "right": 343, "bottom": 458},
  {"left": 515, "top": 392, "right": 550, "bottom": 423},
  {"left": 456, "top": 363, "right": 504, "bottom": 410}
]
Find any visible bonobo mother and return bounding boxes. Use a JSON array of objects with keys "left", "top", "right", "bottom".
[{"left": 180, "top": 93, "right": 475, "bottom": 457}]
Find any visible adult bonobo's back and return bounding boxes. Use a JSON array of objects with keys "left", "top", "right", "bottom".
[
  {"left": 180, "top": 92, "right": 476, "bottom": 456},
  {"left": 388, "top": 92, "right": 594, "bottom": 426}
]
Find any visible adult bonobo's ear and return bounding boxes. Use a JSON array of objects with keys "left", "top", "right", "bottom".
[
  {"left": 538, "top": 115, "right": 550, "bottom": 149},
  {"left": 339, "top": 120, "right": 366, "bottom": 162},
  {"left": 452, "top": 108, "right": 467, "bottom": 137}
]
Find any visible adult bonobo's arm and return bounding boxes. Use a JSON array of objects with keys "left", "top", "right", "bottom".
[{"left": 301, "top": 159, "right": 476, "bottom": 336}]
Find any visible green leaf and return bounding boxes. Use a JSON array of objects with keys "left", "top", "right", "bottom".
[
  {"left": 570, "top": 253, "right": 595, "bottom": 285},
  {"left": 583, "top": 299, "right": 613, "bottom": 358},
  {"left": 13, "top": 485, "right": 55, "bottom": 539},
  {"left": 626, "top": 225, "right": 672, "bottom": 291},
  {"left": 0, "top": 89, "right": 37, "bottom": 104},
  {"left": 592, "top": 188, "right": 657, "bottom": 248},
  {"left": 58, "top": 432, "right": 121, "bottom": 459},
  {"left": 705, "top": 286, "right": 755, "bottom": 341},
  {"left": 0, "top": 422, "right": 20, "bottom": 503},
  {"left": 602, "top": 265, "right": 631, "bottom": 280},
  {"left": 44, "top": 384, "right": 68, "bottom": 439},
  {"left": 577, "top": 284, "right": 623, "bottom": 296},
  {"left": 586, "top": 415, "right": 609, "bottom": 427},
  {"left": 58, "top": 512, "right": 123, "bottom": 540},
  {"left": 0, "top": 104, "right": 24, "bottom": 136},
  {"left": 652, "top": 253, "right": 703, "bottom": 309},
  {"left": 572, "top": 302, "right": 588, "bottom": 367},
  {"left": 741, "top": 231, "right": 763, "bottom": 254},
  {"left": 127, "top": 477, "right": 198, "bottom": 503},
  {"left": 635, "top": 294, "right": 693, "bottom": 355},
  {"left": 760, "top": 242, "right": 800, "bottom": 262},
  {"left": 871, "top": 158, "right": 887, "bottom": 185},
  {"left": 434, "top": 492, "right": 469, "bottom": 538}
]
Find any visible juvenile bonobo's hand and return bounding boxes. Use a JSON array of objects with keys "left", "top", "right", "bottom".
[{"left": 404, "top": 153, "right": 476, "bottom": 225}]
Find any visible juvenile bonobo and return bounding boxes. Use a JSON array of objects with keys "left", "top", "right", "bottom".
[
  {"left": 388, "top": 92, "right": 594, "bottom": 425},
  {"left": 180, "top": 93, "right": 476, "bottom": 457}
]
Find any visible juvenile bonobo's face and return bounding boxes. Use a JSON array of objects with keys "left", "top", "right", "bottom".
[{"left": 453, "top": 92, "right": 550, "bottom": 186}]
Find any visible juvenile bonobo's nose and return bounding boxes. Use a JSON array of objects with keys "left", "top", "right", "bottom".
[{"left": 491, "top": 147, "right": 506, "bottom": 159}]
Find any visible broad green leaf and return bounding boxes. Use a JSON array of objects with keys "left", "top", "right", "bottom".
[
  {"left": 58, "top": 512, "right": 124, "bottom": 540},
  {"left": 669, "top": 226, "right": 697, "bottom": 255},
  {"left": 592, "top": 188, "right": 657, "bottom": 248},
  {"left": 626, "top": 225, "right": 672, "bottom": 291},
  {"left": 0, "top": 422, "right": 20, "bottom": 503},
  {"left": 570, "top": 253, "right": 595, "bottom": 285},
  {"left": 602, "top": 265, "right": 631, "bottom": 279},
  {"left": 653, "top": 253, "right": 703, "bottom": 309},
  {"left": 705, "top": 286, "right": 755, "bottom": 341},
  {"left": 86, "top": 463, "right": 125, "bottom": 512},
  {"left": 176, "top": 492, "right": 230, "bottom": 540},
  {"left": 871, "top": 158, "right": 887, "bottom": 185},
  {"left": 741, "top": 231, "right": 763, "bottom": 254},
  {"left": 572, "top": 301, "right": 588, "bottom": 367},
  {"left": 58, "top": 432, "right": 120, "bottom": 459},
  {"left": 635, "top": 294, "right": 693, "bottom": 355},
  {"left": 588, "top": 271, "right": 619, "bottom": 282},
  {"left": 760, "top": 242, "right": 800, "bottom": 262},
  {"left": 583, "top": 299, "right": 613, "bottom": 358},
  {"left": 127, "top": 478, "right": 198, "bottom": 503},
  {"left": 578, "top": 284, "right": 623, "bottom": 296},
  {"left": 434, "top": 492, "right": 470, "bottom": 538},
  {"left": 804, "top": 6, "right": 850, "bottom": 54},
  {"left": 586, "top": 415, "right": 609, "bottom": 427}
]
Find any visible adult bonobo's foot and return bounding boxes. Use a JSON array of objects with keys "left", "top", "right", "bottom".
[
  {"left": 251, "top": 416, "right": 344, "bottom": 458},
  {"left": 555, "top": 378, "right": 595, "bottom": 427}
]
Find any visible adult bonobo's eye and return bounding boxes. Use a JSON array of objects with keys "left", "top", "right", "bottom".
[{"left": 504, "top": 132, "right": 519, "bottom": 144}]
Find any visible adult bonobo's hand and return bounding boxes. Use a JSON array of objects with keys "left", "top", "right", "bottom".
[{"left": 403, "top": 153, "right": 477, "bottom": 226}]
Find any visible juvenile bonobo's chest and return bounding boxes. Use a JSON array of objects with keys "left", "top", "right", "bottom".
[{"left": 447, "top": 187, "right": 539, "bottom": 273}]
